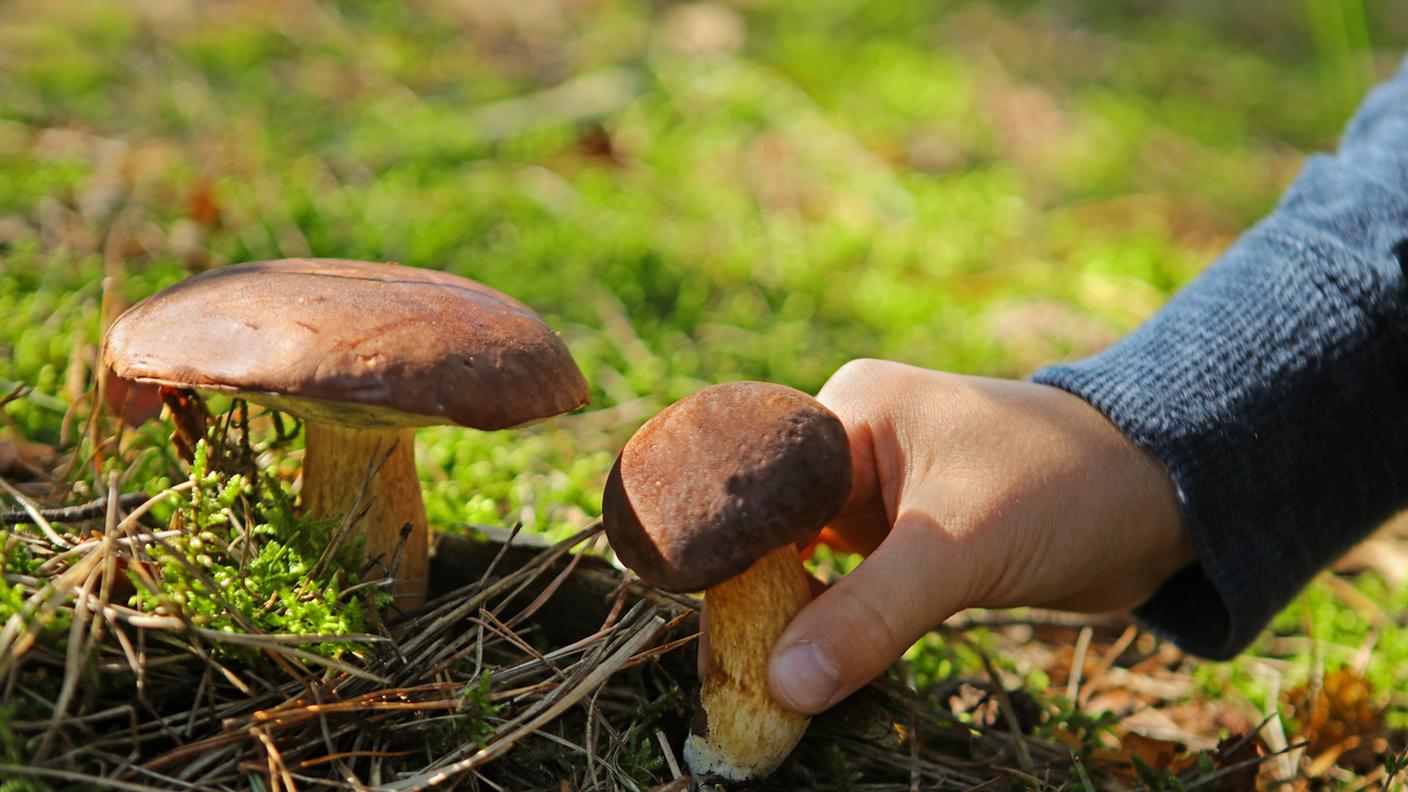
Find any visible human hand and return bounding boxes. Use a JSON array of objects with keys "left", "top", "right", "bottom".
[{"left": 763, "top": 359, "right": 1192, "bottom": 714}]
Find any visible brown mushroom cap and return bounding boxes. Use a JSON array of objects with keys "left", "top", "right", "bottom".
[
  {"left": 602, "top": 381, "right": 851, "bottom": 592},
  {"left": 103, "top": 259, "right": 589, "bottom": 429}
]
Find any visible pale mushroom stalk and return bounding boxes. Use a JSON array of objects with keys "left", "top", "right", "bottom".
[
  {"left": 301, "top": 422, "right": 427, "bottom": 603},
  {"left": 687, "top": 542, "right": 811, "bottom": 781}
]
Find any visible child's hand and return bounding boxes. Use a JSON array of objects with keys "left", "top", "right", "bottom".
[{"left": 765, "top": 359, "right": 1192, "bottom": 714}]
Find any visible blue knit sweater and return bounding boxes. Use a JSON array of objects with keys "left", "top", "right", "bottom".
[{"left": 1032, "top": 59, "right": 1408, "bottom": 660}]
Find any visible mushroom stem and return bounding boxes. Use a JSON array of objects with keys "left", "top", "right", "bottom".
[
  {"left": 301, "top": 420, "right": 428, "bottom": 610},
  {"left": 685, "top": 542, "right": 812, "bottom": 781}
]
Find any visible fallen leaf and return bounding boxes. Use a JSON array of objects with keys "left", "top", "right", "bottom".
[
  {"left": 1334, "top": 532, "right": 1408, "bottom": 587},
  {"left": 1284, "top": 667, "right": 1385, "bottom": 774},
  {"left": 658, "top": 2, "right": 745, "bottom": 57},
  {"left": 1090, "top": 732, "right": 1196, "bottom": 783},
  {"left": 187, "top": 179, "right": 222, "bottom": 228},
  {"left": 1210, "top": 732, "right": 1264, "bottom": 791},
  {"left": 0, "top": 434, "right": 57, "bottom": 480}
]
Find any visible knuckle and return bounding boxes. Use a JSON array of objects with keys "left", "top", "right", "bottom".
[
  {"left": 821, "top": 358, "right": 904, "bottom": 406},
  {"left": 824, "top": 358, "right": 882, "bottom": 391}
]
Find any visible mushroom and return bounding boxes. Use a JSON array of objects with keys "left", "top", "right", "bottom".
[
  {"left": 601, "top": 381, "right": 851, "bottom": 782},
  {"left": 103, "top": 259, "right": 588, "bottom": 609}
]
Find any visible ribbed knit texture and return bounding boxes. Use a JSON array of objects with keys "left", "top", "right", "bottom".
[{"left": 1032, "top": 59, "right": 1408, "bottom": 659}]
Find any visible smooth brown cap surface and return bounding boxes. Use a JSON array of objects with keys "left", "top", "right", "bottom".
[
  {"left": 602, "top": 381, "right": 851, "bottom": 592},
  {"left": 103, "top": 259, "right": 589, "bottom": 429}
]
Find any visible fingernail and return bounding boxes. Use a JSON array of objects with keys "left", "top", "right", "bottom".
[{"left": 771, "top": 641, "right": 841, "bottom": 713}]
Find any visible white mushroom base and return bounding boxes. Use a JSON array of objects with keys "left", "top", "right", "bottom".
[{"left": 684, "top": 732, "right": 774, "bottom": 784}]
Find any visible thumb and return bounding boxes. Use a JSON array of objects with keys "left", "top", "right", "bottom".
[{"left": 767, "top": 516, "right": 974, "bottom": 715}]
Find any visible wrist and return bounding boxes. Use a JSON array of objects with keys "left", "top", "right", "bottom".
[
  {"left": 1066, "top": 384, "right": 1193, "bottom": 604},
  {"left": 1122, "top": 424, "right": 1194, "bottom": 590}
]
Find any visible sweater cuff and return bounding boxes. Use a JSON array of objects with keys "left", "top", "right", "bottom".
[{"left": 1032, "top": 219, "right": 1408, "bottom": 661}]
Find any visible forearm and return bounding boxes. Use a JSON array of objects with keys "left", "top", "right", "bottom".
[{"left": 1033, "top": 59, "right": 1408, "bottom": 659}]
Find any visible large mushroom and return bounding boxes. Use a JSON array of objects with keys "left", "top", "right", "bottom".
[
  {"left": 601, "top": 381, "right": 851, "bottom": 782},
  {"left": 104, "top": 259, "right": 589, "bottom": 609}
]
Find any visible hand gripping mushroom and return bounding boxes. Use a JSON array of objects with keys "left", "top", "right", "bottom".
[
  {"left": 103, "top": 259, "right": 588, "bottom": 610},
  {"left": 601, "top": 381, "right": 851, "bottom": 782}
]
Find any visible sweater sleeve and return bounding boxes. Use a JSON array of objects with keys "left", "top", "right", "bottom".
[{"left": 1031, "top": 59, "right": 1408, "bottom": 660}]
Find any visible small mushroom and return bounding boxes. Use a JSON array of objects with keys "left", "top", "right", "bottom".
[
  {"left": 104, "top": 259, "right": 588, "bottom": 609},
  {"left": 602, "top": 381, "right": 851, "bottom": 782}
]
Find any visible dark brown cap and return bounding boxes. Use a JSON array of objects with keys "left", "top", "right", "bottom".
[
  {"left": 103, "top": 259, "right": 589, "bottom": 429},
  {"left": 602, "top": 381, "right": 851, "bottom": 592}
]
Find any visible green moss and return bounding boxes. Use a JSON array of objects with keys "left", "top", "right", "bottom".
[
  {"left": 130, "top": 441, "right": 380, "bottom": 660},
  {"left": 427, "top": 671, "right": 502, "bottom": 755}
]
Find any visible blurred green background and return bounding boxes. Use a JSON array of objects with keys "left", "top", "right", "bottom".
[
  {"left": 5, "top": 0, "right": 1405, "bottom": 527},
  {"left": 2, "top": 0, "right": 1407, "bottom": 762}
]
